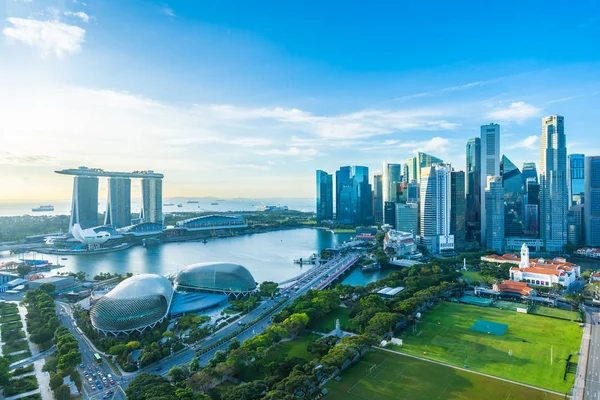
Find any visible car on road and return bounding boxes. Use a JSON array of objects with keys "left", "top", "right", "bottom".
[
  {"left": 80, "top": 364, "right": 85, "bottom": 369},
  {"left": 103, "top": 394, "right": 113, "bottom": 399},
  {"left": 155, "top": 366, "right": 162, "bottom": 371}
]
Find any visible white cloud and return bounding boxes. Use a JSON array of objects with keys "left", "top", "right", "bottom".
[
  {"left": 160, "top": 6, "right": 175, "bottom": 17},
  {"left": 64, "top": 11, "right": 90, "bottom": 23},
  {"left": 2, "top": 18, "right": 85, "bottom": 57},
  {"left": 485, "top": 101, "right": 541, "bottom": 123},
  {"left": 258, "top": 147, "right": 320, "bottom": 158},
  {"left": 507, "top": 135, "right": 539, "bottom": 150}
]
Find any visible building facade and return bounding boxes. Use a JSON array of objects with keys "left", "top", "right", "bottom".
[
  {"left": 451, "top": 171, "right": 466, "bottom": 248},
  {"left": 466, "top": 138, "right": 481, "bottom": 242},
  {"left": 407, "top": 152, "right": 443, "bottom": 184},
  {"left": 382, "top": 162, "right": 402, "bottom": 204},
  {"left": 568, "top": 154, "right": 585, "bottom": 206},
  {"left": 395, "top": 202, "right": 418, "bottom": 237},
  {"left": 585, "top": 156, "right": 600, "bottom": 246},
  {"left": 335, "top": 166, "right": 353, "bottom": 223},
  {"left": 485, "top": 176, "right": 504, "bottom": 252},
  {"left": 420, "top": 163, "right": 454, "bottom": 252},
  {"left": 501, "top": 155, "right": 523, "bottom": 238},
  {"left": 316, "top": 170, "right": 334, "bottom": 222},
  {"left": 568, "top": 204, "right": 584, "bottom": 246},
  {"left": 105, "top": 177, "right": 131, "bottom": 228},
  {"left": 70, "top": 176, "right": 99, "bottom": 230},
  {"left": 540, "top": 115, "right": 568, "bottom": 252},
  {"left": 373, "top": 174, "right": 383, "bottom": 224},
  {"left": 480, "top": 123, "right": 501, "bottom": 247},
  {"left": 141, "top": 178, "right": 163, "bottom": 224}
]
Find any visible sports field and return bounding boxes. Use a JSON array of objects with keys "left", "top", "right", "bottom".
[
  {"left": 324, "top": 349, "right": 563, "bottom": 400},
  {"left": 392, "top": 302, "right": 581, "bottom": 392}
]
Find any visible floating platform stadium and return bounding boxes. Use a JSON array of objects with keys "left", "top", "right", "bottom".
[{"left": 90, "top": 262, "right": 257, "bottom": 336}]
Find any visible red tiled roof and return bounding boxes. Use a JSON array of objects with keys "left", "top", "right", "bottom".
[{"left": 496, "top": 280, "right": 533, "bottom": 296}]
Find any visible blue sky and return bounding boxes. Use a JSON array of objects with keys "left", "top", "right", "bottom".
[{"left": 1, "top": 0, "right": 599, "bottom": 201}]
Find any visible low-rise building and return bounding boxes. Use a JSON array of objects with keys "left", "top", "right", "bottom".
[
  {"left": 383, "top": 230, "right": 417, "bottom": 257},
  {"left": 376, "top": 287, "right": 405, "bottom": 298},
  {"left": 28, "top": 276, "right": 78, "bottom": 292},
  {"left": 576, "top": 248, "right": 600, "bottom": 258},
  {"left": 590, "top": 271, "right": 600, "bottom": 283},
  {"left": 492, "top": 280, "right": 535, "bottom": 297}
]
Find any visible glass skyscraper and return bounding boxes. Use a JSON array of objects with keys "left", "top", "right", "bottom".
[
  {"left": 568, "top": 154, "right": 585, "bottom": 206},
  {"left": 485, "top": 176, "right": 505, "bottom": 252},
  {"left": 501, "top": 155, "right": 523, "bottom": 237},
  {"left": 521, "top": 162, "right": 538, "bottom": 186},
  {"left": 70, "top": 176, "right": 99, "bottom": 230},
  {"left": 465, "top": 138, "right": 481, "bottom": 241},
  {"left": 480, "top": 123, "right": 500, "bottom": 247},
  {"left": 141, "top": 178, "right": 163, "bottom": 224},
  {"left": 420, "top": 163, "right": 453, "bottom": 252},
  {"left": 335, "top": 166, "right": 352, "bottom": 223},
  {"left": 540, "top": 115, "right": 568, "bottom": 252},
  {"left": 382, "top": 162, "right": 402, "bottom": 204},
  {"left": 373, "top": 174, "right": 383, "bottom": 224},
  {"left": 335, "top": 166, "right": 372, "bottom": 225},
  {"left": 585, "top": 156, "right": 600, "bottom": 246},
  {"left": 316, "top": 170, "right": 333, "bottom": 222},
  {"left": 451, "top": 171, "right": 466, "bottom": 248},
  {"left": 105, "top": 177, "right": 132, "bottom": 228},
  {"left": 407, "top": 152, "right": 443, "bottom": 183}
]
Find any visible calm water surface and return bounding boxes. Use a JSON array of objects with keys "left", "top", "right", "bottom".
[{"left": 2, "top": 228, "right": 359, "bottom": 284}]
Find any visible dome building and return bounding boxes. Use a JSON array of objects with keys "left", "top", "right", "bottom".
[
  {"left": 175, "top": 262, "right": 257, "bottom": 298},
  {"left": 90, "top": 274, "right": 174, "bottom": 336}
]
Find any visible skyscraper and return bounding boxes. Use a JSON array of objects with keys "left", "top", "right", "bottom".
[
  {"left": 396, "top": 202, "right": 418, "bottom": 236},
  {"left": 373, "top": 174, "right": 383, "bottom": 224},
  {"left": 316, "top": 170, "right": 333, "bottom": 222},
  {"left": 69, "top": 176, "right": 99, "bottom": 230},
  {"left": 382, "top": 162, "right": 402, "bottom": 204},
  {"left": 485, "top": 176, "right": 505, "bottom": 252},
  {"left": 501, "top": 155, "right": 523, "bottom": 237},
  {"left": 407, "top": 152, "right": 443, "bottom": 183},
  {"left": 451, "top": 171, "right": 466, "bottom": 249},
  {"left": 540, "top": 115, "right": 568, "bottom": 252},
  {"left": 105, "top": 177, "right": 131, "bottom": 228},
  {"left": 523, "top": 178, "right": 540, "bottom": 237},
  {"left": 351, "top": 166, "right": 373, "bottom": 225},
  {"left": 141, "top": 177, "right": 163, "bottom": 224},
  {"left": 420, "top": 163, "right": 454, "bottom": 252},
  {"left": 384, "top": 201, "right": 396, "bottom": 228},
  {"left": 568, "top": 154, "right": 585, "bottom": 206},
  {"left": 335, "top": 166, "right": 352, "bottom": 223},
  {"left": 521, "top": 162, "right": 538, "bottom": 186},
  {"left": 568, "top": 204, "right": 584, "bottom": 246},
  {"left": 465, "top": 138, "right": 481, "bottom": 242},
  {"left": 480, "top": 123, "right": 500, "bottom": 246},
  {"left": 585, "top": 156, "right": 600, "bottom": 246}
]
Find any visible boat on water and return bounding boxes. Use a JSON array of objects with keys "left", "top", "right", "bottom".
[
  {"left": 164, "top": 203, "right": 175, "bottom": 206},
  {"left": 177, "top": 204, "right": 183, "bottom": 208},
  {"left": 32, "top": 205, "right": 54, "bottom": 212},
  {"left": 256, "top": 205, "right": 289, "bottom": 212},
  {"left": 61, "top": 257, "right": 67, "bottom": 260},
  {"left": 187, "top": 200, "right": 199, "bottom": 204},
  {"left": 210, "top": 202, "right": 219, "bottom": 205}
]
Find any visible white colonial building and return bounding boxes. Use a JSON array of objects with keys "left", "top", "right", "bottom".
[
  {"left": 383, "top": 230, "right": 417, "bottom": 257},
  {"left": 482, "top": 243, "right": 580, "bottom": 287}
]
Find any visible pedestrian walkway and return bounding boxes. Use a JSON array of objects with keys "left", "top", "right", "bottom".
[{"left": 5, "top": 388, "right": 41, "bottom": 400}]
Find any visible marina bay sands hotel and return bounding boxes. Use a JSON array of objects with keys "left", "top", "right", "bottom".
[{"left": 56, "top": 167, "right": 164, "bottom": 231}]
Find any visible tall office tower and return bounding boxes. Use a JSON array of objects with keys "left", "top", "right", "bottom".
[
  {"left": 382, "top": 162, "right": 402, "bottom": 204},
  {"left": 407, "top": 181, "right": 419, "bottom": 203},
  {"left": 407, "top": 152, "right": 444, "bottom": 183},
  {"left": 420, "top": 163, "right": 454, "bottom": 252},
  {"left": 402, "top": 164, "right": 409, "bottom": 183},
  {"left": 568, "top": 204, "right": 584, "bottom": 245},
  {"left": 523, "top": 178, "right": 540, "bottom": 237},
  {"left": 480, "top": 123, "right": 500, "bottom": 247},
  {"left": 485, "top": 176, "right": 505, "bottom": 252},
  {"left": 396, "top": 203, "right": 418, "bottom": 237},
  {"left": 105, "top": 177, "right": 132, "bottom": 228},
  {"left": 585, "top": 156, "right": 600, "bottom": 246},
  {"left": 69, "top": 176, "right": 99, "bottom": 230},
  {"left": 316, "top": 170, "right": 333, "bottom": 222},
  {"left": 521, "top": 162, "right": 538, "bottom": 186},
  {"left": 373, "top": 174, "right": 383, "bottom": 224},
  {"left": 384, "top": 201, "right": 396, "bottom": 228},
  {"left": 501, "top": 155, "right": 523, "bottom": 237},
  {"left": 141, "top": 177, "right": 163, "bottom": 224},
  {"left": 568, "top": 154, "right": 585, "bottom": 206},
  {"left": 351, "top": 166, "right": 372, "bottom": 225},
  {"left": 451, "top": 171, "right": 466, "bottom": 249},
  {"left": 335, "top": 166, "right": 352, "bottom": 223},
  {"left": 395, "top": 182, "right": 408, "bottom": 204},
  {"left": 465, "top": 138, "right": 481, "bottom": 242},
  {"left": 540, "top": 115, "right": 568, "bottom": 252}
]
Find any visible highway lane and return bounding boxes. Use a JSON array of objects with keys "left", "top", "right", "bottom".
[{"left": 586, "top": 307, "right": 600, "bottom": 400}]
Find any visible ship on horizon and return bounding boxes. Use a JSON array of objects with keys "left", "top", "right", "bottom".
[{"left": 32, "top": 205, "right": 54, "bottom": 212}]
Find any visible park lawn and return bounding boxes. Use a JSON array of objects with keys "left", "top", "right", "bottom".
[
  {"left": 11, "top": 364, "right": 35, "bottom": 377},
  {"left": 325, "top": 349, "right": 563, "bottom": 400},
  {"left": 3, "top": 339, "right": 29, "bottom": 355},
  {"left": 311, "top": 307, "right": 357, "bottom": 334},
  {"left": 332, "top": 228, "right": 356, "bottom": 233},
  {"left": 0, "top": 304, "right": 18, "bottom": 316},
  {"left": 0, "top": 313, "right": 22, "bottom": 324},
  {"left": 391, "top": 302, "right": 581, "bottom": 393},
  {"left": 6, "top": 348, "right": 32, "bottom": 364},
  {"left": 4, "top": 375, "right": 39, "bottom": 397},
  {"left": 18, "top": 394, "right": 42, "bottom": 400},
  {"left": 533, "top": 306, "right": 579, "bottom": 321},
  {"left": 460, "top": 270, "right": 483, "bottom": 283},
  {"left": 238, "top": 333, "right": 320, "bottom": 382}
]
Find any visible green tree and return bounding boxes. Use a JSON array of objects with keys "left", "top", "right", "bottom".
[
  {"left": 209, "top": 350, "right": 227, "bottom": 367},
  {"left": 168, "top": 365, "right": 190, "bottom": 383},
  {"left": 259, "top": 281, "right": 280, "bottom": 297},
  {"left": 189, "top": 357, "right": 200, "bottom": 372},
  {"left": 0, "top": 356, "right": 10, "bottom": 388},
  {"left": 365, "top": 312, "right": 399, "bottom": 337},
  {"left": 17, "top": 264, "right": 31, "bottom": 278},
  {"left": 55, "top": 384, "right": 71, "bottom": 400},
  {"left": 39, "top": 282, "right": 56, "bottom": 294},
  {"left": 282, "top": 313, "right": 309, "bottom": 338},
  {"left": 126, "top": 373, "right": 177, "bottom": 400},
  {"left": 50, "top": 374, "right": 64, "bottom": 390},
  {"left": 227, "top": 338, "right": 240, "bottom": 353}
]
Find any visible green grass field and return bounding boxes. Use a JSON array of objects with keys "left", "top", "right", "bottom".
[
  {"left": 392, "top": 302, "right": 581, "bottom": 393},
  {"left": 460, "top": 270, "right": 484, "bottom": 283},
  {"left": 0, "top": 313, "right": 22, "bottom": 324},
  {"left": 532, "top": 306, "right": 579, "bottom": 321},
  {"left": 2, "top": 339, "right": 29, "bottom": 355},
  {"left": 311, "top": 307, "right": 357, "bottom": 333},
  {"left": 325, "top": 349, "right": 563, "bottom": 400}
]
